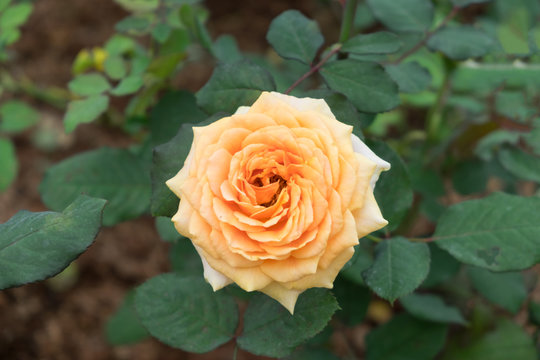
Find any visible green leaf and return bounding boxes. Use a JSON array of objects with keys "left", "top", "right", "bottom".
[
  {"left": 0, "top": 137, "right": 17, "bottom": 191},
  {"left": 305, "top": 89, "right": 367, "bottom": 134},
  {"left": 110, "top": 75, "right": 144, "bottom": 96},
  {"left": 342, "top": 32, "right": 401, "bottom": 55},
  {"left": 452, "top": 0, "right": 491, "bottom": 7},
  {"left": 104, "top": 34, "right": 136, "bottom": 55},
  {"left": 155, "top": 216, "right": 181, "bottom": 242},
  {"left": 0, "top": 100, "right": 39, "bottom": 133},
  {"left": 529, "top": 301, "right": 540, "bottom": 326},
  {"left": 0, "top": 3, "right": 32, "bottom": 29},
  {"left": 150, "top": 114, "right": 218, "bottom": 217},
  {"left": 115, "top": 15, "right": 153, "bottom": 35},
  {"left": 422, "top": 243, "right": 460, "bottom": 288},
  {"left": 475, "top": 130, "right": 521, "bottom": 161},
  {"left": 149, "top": 90, "right": 206, "bottom": 146},
  {"left": 266, "top": 10, "right": 324, "bottom": 64},
  {"left": 40, "top": 147, "right": 151, "bottom": 226},
  {"left": 68, "top": 73, "right": 111, "bottom": 96},
  {"left": 105, "top": 290, "right": 149, "bottom": 345},
  {"left": 427, "top": 26, "right": 495, "bottom": 60},
  {"left": 134, "top": 274, "right": 238, "bottom": 353},
  {"left": 363, "top": 237, "right": 430, "bottom": 303},
  {"left": 114, "top": 0, "right": 158, "bottom": 12},
  {"left": 401, "top": 293, "right": 467, "bottom": 325},
  {"left": 213, "top": 34, "right": 243, "bottom": 63},
  {"left": 0, "top": 195, "right": 106, "bottom": 289},
  {"left": 237, "top": 288, "right": 339, "bottom": 358},
  {"left": 434, "top": 192, "right": 540, "bottom": 271},
  {"left": 283, "top": 348, "right": 341, "bottom": 360},
  {"left": 366, "top": 314, "right": 448, "bottom": 360},
  {"left": 366, "top": 140, "right": 413, "bottom": 231},
  {"left": 196, "top": 60, "right": 276, "bottom": 114},
  {"left": 169, "top": 239, "right": 204, "bottom": 275},
  {"left": 103, "top": 55, "right": 127, "bottom": 80},
  {"left": 498, "top": 147, "right": 540, "bottom": 183},
  {"left": 495, "top": 91, "right": 533, "bottom": 122},
  {"left": 468, "top": 266, "right": 527, "bottom": 313},
  {"left": 366, "top": 0, "right": 433, "bottom": 33},
  {"left": 384, "top": 61, "right": 431, "bottom": 93},
  {"left": 442, "top": 319, "right": 536, "bottom": 360},
  {"left": 63, "top": 95, "right": 109, "bottom": 133},
  {"left": 0, "top": 0, "right": 11, "bottom": 13},
  {"left": 452, "top": 62, "right": 540, "bottom": 92},
  {"left": 341, "top": 244, "right": 373, "bottom": 286},
  {"left": 452, "top": 159, "right": 488, "bottom": 195},
  {"left": 334, "top": 277, "right": 371, "bottom": 325},
  {"left": 320, "top": 60, "right": 400, "bottom": 113},
  {"left": 151, "top": 23, "right": 172, "bottom": 43}
]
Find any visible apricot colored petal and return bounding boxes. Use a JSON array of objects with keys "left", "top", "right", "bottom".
[
  {"left": 285, "top": 246, "right": 355, "bottom": 291},
  {"left": 260, "top": 255, "right": 320, "bottom": 283},
  {"left": 193, "top": 244, "right": 233, "bottom": 291},
  {"left": 260, "top": 282, "right": 303, "bottom": 314},
  {"left": 352, "top": 190, "right": 388, "bottom": 238},
  {"left": 318, "top": 210, "right": 358, "bottom": 269}
]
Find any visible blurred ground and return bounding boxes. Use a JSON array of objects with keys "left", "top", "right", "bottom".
[{"left": 0, "top": 0, "right": 340, "bottom": 359}]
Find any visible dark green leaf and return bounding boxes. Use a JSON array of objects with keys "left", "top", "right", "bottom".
[
  {"left": 110, "top": 75, "right": 144, "bottom": 96},
  {"left": 452, "top": 0, "right": 492, "bottom": 7},
  {"left": 366, "top": 314, "right": 448, "bottom": 360},
  {"left": 498, "top": 147, "right": 540, "bottom": 183},
  {"left": 475, "top": 130, "right": 521, "bottom": 161},
  {"left": 452, "top": 159, "right": 489, "bottom": 195},
  {"left": 237, "top": 289, "right": 339, "bottom": 358},
  {"left": 401, "top": 293, "right": 467, "bottom": 325},
  {"left": 366, "top": 0, "right": 433, "bottom": 33},
  {"left": 151, "top": 23, "right": 172, "bottom": 43},
  {"left": 40, "top": 147, "right": 151, "bottom": 226},
  {"left": 0, "top": 3, "right": 32, "bottom": 29},
  {"left": 342, "top": 32, "right": 401, "bottom": 55},
  {"left": 63, "top": 95, "right": 109, "bottom": 133},
  {"left": 0, "top": 195, "right": 106, "bottom": 289},
  {"left": 134, "top": 274, "right": 238, "bottom": 353},
  {"left": 442, "top": 319, "right": 536, "bottom": 360},
  {"left": 213, "top": 34, "right": 243, "bottom": 63},
  {"left": 452, "top": 62, "right": 540, "bottom": 92},
  {"left": 283, "top": 348, "right": 341, "bottom": 360},
  {"left": 334, "top": 277, "right": 371, "bottom": 325},
  {"left": 266, "top": 10, "right": 324, "bottom": 64},
  {"left": 0, "top": 138, "right": 16, "bottom": 191},
  {"left": 422, "top": 243, "right": 460, "bottom": 288},
  {"left": 155, "top": 216, "right": 181, "bottom": 242},
  {"left": 529, "top": 301, "right": 540, "bottom": 326},
  {"left": 427, "top": 26, "right": 495, "bottom": 60},
  {"left": 68, "top": 73, "right": 111, "bottom": 96},
  {"left": 468, "top": 266, "right": 527, "bottom": 313},
  {"left": 196, "top": 60, "right": 276, "bottom": 114},
  {"left": 385, "top": 61, "right": 431, "bottom": 93},
  {"left": 169, "top": 239, "right": 204, "bottom": 275},
  {"left": 149, "top": 90, "right": 206, "bottom": 146},
  {"left": 305, "top": 89, "right": 367, "bottom": 134},
  {"left": 0, "top": 100, "right": 39, "bottom": 133},
  {"left": 495, "top": 91, "right": 533, "bottom": 122},
  {"left": 366, "top": 140, "right": 413, "bottom": 231},
  {"left": 320, "top": 60, "right": 400, "bottom": 113},
  {"left": 435, "top": 192, "right": 540, "bottom": 271},
  {"left": 105, "top": 290, "right": 149, "bottom": 345},
  {"left": 363, "top": 237, "right": 430, "bottom": 302},
  {"left": 341, "top": 244, "right": 373, "bottom": 286}
]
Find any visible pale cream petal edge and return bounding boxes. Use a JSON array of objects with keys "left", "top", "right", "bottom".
[
  {"left": 351, "top": 134, "right": 391, "bottom": 189},
  {"left": 193, "top": 244, "right": 234, "bottom": 291}
]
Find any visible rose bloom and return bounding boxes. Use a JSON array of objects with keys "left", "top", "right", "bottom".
[{"left": 167, "top": 92, "right": 389, "bottom": 313}]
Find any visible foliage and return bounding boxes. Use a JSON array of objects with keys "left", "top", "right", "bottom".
[{"left": 1, "top": 0, "right": 539, "bottom": 358}]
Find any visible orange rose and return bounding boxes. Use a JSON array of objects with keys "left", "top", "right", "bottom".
[{"left": 167, "top": 92, "right": 390, "bottom": 313}]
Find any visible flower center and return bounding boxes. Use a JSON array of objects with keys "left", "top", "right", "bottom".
[{"left": 252, "top": 172, "right": 287, "bottom": 207}]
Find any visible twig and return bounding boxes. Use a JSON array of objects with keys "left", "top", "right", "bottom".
[
  {"left": 284, "top": 44, "right": 342, "bottom": 94},
  {"left": 391, "top": 6, "right": 460, "bottom": 65}
]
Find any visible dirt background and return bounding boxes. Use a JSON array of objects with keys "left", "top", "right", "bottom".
[{"left": 0, "top": 1, "right": 343, "bottom": 359}]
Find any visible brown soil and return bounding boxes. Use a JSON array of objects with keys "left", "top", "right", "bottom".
[{"left": 0, "top": 1, "right": 341, "bottom": 359}]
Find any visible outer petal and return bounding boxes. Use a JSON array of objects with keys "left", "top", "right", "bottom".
[
  {"left": 351, "top": 134, "right": 391, "bottom": 189},
  {"left": 259, "top": 282, "right": 303, "bottom": 314},
  {"left": 193, "top": 244, "right": 233, "bottom": 291}
]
